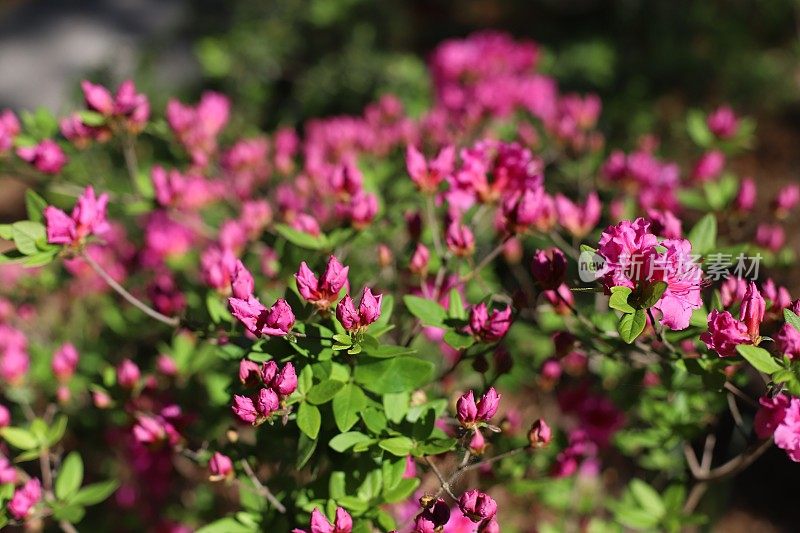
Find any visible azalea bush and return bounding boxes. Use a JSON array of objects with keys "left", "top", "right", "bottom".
[{"left": 1, "top": 31, "right": 800, "bottom": 532}]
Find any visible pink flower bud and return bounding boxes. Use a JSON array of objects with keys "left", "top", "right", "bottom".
[
  {"left": 17, "top": 139, "right": 67, "bottom": 174},
  {"left": 358, "top": 287, "right": 382, "bottom": 326},
  {"left": 0, "top": 455, "right": 17, "bottom": 484},
  {"left": 756, "top": 223, "right": 785, "bottom": 252},
  {"left": 445, "top": 222, "right": 475, "bottom": 257},
  {"left": 0, "top": 404, "right": 10, "bottom": 427},
  {"left": 52, "top": 343, "right": 79, "bottom": 381},
  {"left": 457, "top": 391, "right": 479, "bottom": 427},
  {"left": 377, "top": 244, "right": 393, "bottom": 268},
  {"left": 531, "top": 248, "right": 567, "bottom": 290},
  {"left": 528, "top": 419, "right": 552, "bottom": 448},
  {"left": 707, "top": 106, "right": 739, "bottom": 139},
  {"left": 555, "top": 192, "right": 601, "bottom": 238},
  {"left": 740, "top": 282, "right": 765, "bottom": 341},
  {"left": 156, "top": 354, "right": 178, "bottom": 377},
  {"left": 92, "top": 390, "right": 112, "bottom": 409},
  {"left": 272, "top": 362, "right": 297, "bottom": 396},
  {"left": 81, "top": 80, "right": 115, "bottom": 115},
  {"left": 413, "top": 498, "right": 450, "bottom": 532},
  {"left": 409, "top": 243, "right": 430, "bottom": 275},
  {"left": 347, "top": 191, "right": 378, "bottom": 229},
  {"left": 257, "top": 388, "right": 280, "bottom": 417},
  {"left": 458, "top": 489, "right": 498, "bottom": 523},
  {"left": 476, "top": 387, "right": 500, "bottom": 421},
  {"left": 467, "top": 303, "right": 512, "bottom": 342},
  {"left": 469, "top": 429, "right": 487, "bottom": 455},
  {"left": 691, "top": 150, "right": 725, "bottom": 182},
  {"left": 406, "top": 144, "right": 455, "bottom": 193},
  {"left": 44, "top": 206, "right": 76, "bottom": 245},
  {"left": 336, "top": 294, "right": 360, "bottom": 332},
  {"left": 232, "top": 394, "right": 259, "bottom": 425},
  {"left": 540, "top": 358, "right": 562, "bottom": 384},
  {"left": 117, "top": 359, "right": 140, "bottom": 389},
  {"left": 646, "top": 209, "right": 682, "bottom": 239},
  {"left": 772, "top": 184, "right": 800, "bottom": 217},
  {"left": 303, "top": 507, "right": 353, "bottom": 533},
  {"left": 229, "top": 296, "right": 295, "bottom": 337},
  {"left": 0, "top": 109, "right": 21, "bottom": 153},
  {"left": 132, "top": 415, "right": 179, "bottom": 446},
  {"left": 734, "top": 177, "right": 757, "bottom": 212},
  {"left": 700, "top": 310, "right": 751, "bottom": 357},
  {"left": 7, "top": 477, "right": 41, "bottom": 520},
  {"left": 239, "top": 359, "right": 261, "bottom": 385},
  {"left": 479, "top": 519, "right": 501, "bottom": 533},
  {"left": 208, "top": 452, "right": 234, "bottom": 481},
  {"left": 261, "top": 360, "right": 278, "bottom": 384},
  {"left": 230, "top": 260, "right": 255, "bottom": 300}
]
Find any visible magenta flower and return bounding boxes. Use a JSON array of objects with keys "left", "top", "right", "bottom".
[
  {"left": 466, "top": 303, "right": 511, "bottom": 342},
  {"left": 17, "top": 139, "right": 67, "bottom": 174},
  {"left": 413, "top": 497, "right": 451, "bottom": 532},
  {"left": 166, "top": 91, "right": 230, "bottom": 167},
  {"left": 740, "top": 282, "right": 765, "bottom": 341},
  {"left": 7, "top": 478, "right": 41, "bottom": 520},
  {"left": 774, "top": 397, "right": 800, "bottom": 462},
  {"left": 0, "top": 109, "right": 20, "bottom": 152},
  {"left": 772, "top": 184, "right": 800, "bottom": 218},
  {"left": 232, "top": 394, "right": 259, "bottom": 425},
  {"left": 754, "top": 394, "right": 790, "bottom": 439},
  {"left": 295, "top": 256, "right": 349, "bottom": 309},
  {"left": 707, "top": 105, "right": 739, "bottom": 139},
  {"left": 734, "top": 177, "right": 757, "bottom": 211},
  {"left": 208, "top": 452, "right": 234, "bottom": 481},
  {"left": 555, "top": 192, "right": 601, "bottom": 238},
  {"left": 347, "top": 191, "right": 378, "bottom": 229},
  {"left": 81, "top": 79, "right": 149, "bottom": 131},
  {"left": 691, "top": 150, "right": 725, "bottom": 182},
  {"left": 755, "top": 223, "right": 785, "bottom": 252},
  {"left": 700, "top": 310, "right": 751, "bottom": 357},
  {"left": 132, "top": 414, "right": 180, "bottom": 446},
  {"left": 239, "top": 359, "right": 261, "bottom": 385},
  {"left": 52, "top": 343, "right": 79, "bottom": 382},
  {"left": 776, "top": 323, "right": 800, "bottom": 358},
  {"left": 646, "top": 209, "right": 682, "bottom": 239},
  {"left": 0, "top": 325, "right": 29, "bottom": 383},
  {"left": 228, "top": 296, "right": 295, "bottom": 337},
  {"left": 406, "top": 144, "right": 455, "bottom": 193},
  {"left": 528, "top": 419, "right": 552, "bottom": 448},
  {"left": 409, "top": 243, "right": 430, "bottom": 275},
  {"left": 458, "top": 489, "right": 498, "bottom": 523},
  {"left": 271, "top": 362, "right": 298, "bottom": 396},
  {"left": 335, "top": 287, "right": 383, "bottom": 332},
  {"left": 44, "top": 185, "right": 110, "bottom": 246},
  {"left": 0, "top": 404, "right": 9, "bottom": 427},
  {"left": 0, "top": 454, "right": 17, "bottom": 484},
  {"left": 293, "top": 507, "right": 353, "bottom": 533},
  {"left": 476, "top": 387, "right": 500, "bottom": 420},
  {"left": 445, "top": 222, "right": 475, "bottom": 256},
  {"left": 531, "top": 248, "right": 567, "bottom": 290},
  {"left": 230, "top": 260, "right": 255, "bottom": 300},
  {"left": 256, "top": 388, "right": 280, "bottom": 417},
  {"left": 457, "top": 388, "right": 501, "bottom": 428},
  {"left": 116, "top": 358, "right": 140, "bottom": 389}
]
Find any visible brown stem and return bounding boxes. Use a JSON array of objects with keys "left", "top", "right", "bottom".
[
  {"left": 239, "top": 459, "right": 286, "bottom": 514},
  {"left": 81, "top": 250, "right": 180, "bottom": 327}
]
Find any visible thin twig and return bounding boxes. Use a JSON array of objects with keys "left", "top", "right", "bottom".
[
  {"left": 460, "top": 237, "right": 510, "bottom": 283},
  {"left": 424, "top": 456, "right": 456, "bottom": 500},
  {"left": 81, "top": 250, "right": 180, "bottom": 327},
  {"left": 724, "top": 382, "right": 758, "bottom": 408},
  {"left": 239, "top": 459, "right": 286, "bottom": 513}
]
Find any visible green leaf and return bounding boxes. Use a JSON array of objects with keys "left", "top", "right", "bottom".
[
  {"left": 736, "top": 345, "right": 782, "bottom": 374},
  {"left": 196, "top": 516, "right": 257, "bottom": 533},
  {"left": 0, "top": 224, "right": 12, "bottom": 240},
  {"left": 25, "top": 190, "right": 48, "bottom": 223},
  {"left": 0, "top": 427, "right": 39, "bottom": 450},
  {"left": 448, "top": 289, "right": 466, "bottom": 319},
  {"left": 383, "top": 392, "right": 409, "bottom": 423},
  {"left": 354, "top": 356, "right": 435, "bottom": 393},
  {"left": 609, "top": 286, "right": 635, "bottom": 313},
  {"left": 403, "top": 295, "right": 446, "bottom": 327},
  {"left": 306, "top": 380, "right": 346, "bottom": 405},
  {"left": 296, "top": 433, "right": 318, "bottom": 469},
  {"left": 332, "top": 383, "right": 367, "bottom": 432},
  {"left": 361, "top": 344, "right": 417, "bottom": 358},
  {"left": 382, "top": 478, "right": 420, "bottom": 503},
  {"left": 56, "top": 452, "right": 84, "bottom": 500},
  {"left": 53, "top": 504, "right": 86, "bottom": 524},
  {"left": 77, "top": 110, "right": 106, "bottom": 126},
  {"left": 688, "top": 214, "right": 717, "bottom": 256},
  {"left": 275, "top": 223, "right": 327, "bottom": 250},
  {"left": 614, "top": 507, "right": 659, "bottom": 529},
  {"left": 618, "top": 309, "right": 647, "bottom": 344},
  {"left": 297, "top": 402, "right": 321, "bottom": 439},
  {"left": 69, "top": 480, "right": 119, "bottom": 506},
  {"left": 329, "top": 431, "right": 372, "bottom": 452},
  {"left": 629, "top": 479, "right": 665, "bottom": 517},
  {"left": 785, "top": 309, "right": 800, "bottom": 334},
  {"left": 21, "top": 249, "right": 57, "bottom": 267},
  {"left": 443, "top": 331, "right": 475, "bottom": 350},
  {"left": 206, "top": 293, "right": 232, "bottom": 324},
  {"left": 12, "top": 221, "right": 46, "bottom": 255},
  {"left": 687, "top": 110, "right": 713, "bottom": 148},
  {"left": 379, "top": 436, "right": 414, "bottom": 456},
  {"left": 632, "top": 280, "right": 668, "bottom": 309}
]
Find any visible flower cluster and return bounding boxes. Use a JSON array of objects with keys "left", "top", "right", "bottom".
[{"left": 232, "top": 360, "right": 297, "bottom": 425}]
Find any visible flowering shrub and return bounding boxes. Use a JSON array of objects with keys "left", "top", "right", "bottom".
[{"left": 0, "top": 31, "right": 798, "bottom": 531}]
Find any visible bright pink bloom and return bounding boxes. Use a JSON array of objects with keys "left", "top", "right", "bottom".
[
  {"left": 346, "top": 191, "right": 378, "bottom": 229},
  {"left": 166, "top": 91, "right": 230, "bottom": 166},
  {"left": 228, "top": 260, "right": 254, "bottom": 301},
  {"left": 646, "top": 209, "right": 682, "bottom": 239},
  {"left": 156, "top": 354, "right": 178, "bottom": 377},
  {"left": 528, "top": 419, "right": 552, "bottom": 448},
  {"left": 721, "top": 277, "right": 748, "bottom": 308},
  {"left": 466, "top": 303, "right": 511, "bottom": 342},
  {"left": 740, "top": 282, "right": 765, "bottom": 341},
  {"left": 531, "top": 248, "right": 567, "bottom": 290},
  {"left": 406, "top": 144, "right": 455, "bottom": 193},
  {"left": 232, "top": 395, "right": 259, "bottom": 424},
  {"left": 756, "top": 223, "right": 785, "bottom": 251},
  {"left": 7, "top": 478, "right": 41, "bottom": 520},
  {"left": 445, "top": 222, "right": 475, "bottom": 256},
  {"left": 469, "top": 429, "right": 487, "bottom": 454},
  {"left": 475, "top": 387, "right": 500, "bottom": 420},
  {"left": 44, "top": 185, "right": 110, "bottom": 245},
  {"left": 271, "top": 362, "right": 298, "bottom": 396},
  {"left": 330, "top": 161, "right": 363, "bottom": 198},
  {"left": 555, "top": 192, "right": 601, "bottom": 238},
  {"left": 295, "top": 256, "right": 349, "bottom": 309},
  {"left": 776, "top": 323, "right": 800, "bottom": 358},
  {"left": 256, "top": 388, "right": 280, "bottom": 417},
  {"left": 0, "top": 454, "right": 16, "bottom": 484},
  {"left": 762, "top": 279, "right": 791, "bottom": 312},
  {"left": 0, "top": 325, "right": 30, "bottom": 383},
  {"left": 700, "top": 310, "right": 751, "bottom": 357},
  {"left": 52, "top": 343, "right": 79, "bottom": 381},
  {"left": 774, "top": 397, "right": 800, "bottom": 462},
  {"left": 17, "top": 139, "right": 67, "bottom": 174},
  {"left": 335, "top": 288, "right": 382, "bottom": 332},
  {"left": 772, "top": 184, "right": 800, "bottom": 217},
  {"left": 291, "top": 213, "right": 322, "bottom": 236},
  {"left": 81, "top": 80, "right": 114, "bottom": 114},
  {"left": 413, "top": 498, "right": 451, "bottom": 532},
  {"left": 458, "top": 489, "right": 497, "bottom": 522},
  {"left": 132, "top": 414, "right": 180, "bottom": 446},
  {"left": 229, "top": 297, "right": 295, "bottom": 337},
  {"left": 208, "top": 452, "right": 233, "bottom": 481},
  {"left": 117, "top": 359, "right": 140, "bottom": 389},
  {"left": 691, "top": 150, "right": 725, "bottom": 182},
  {"left": 754, "top": 394, "right": 790, "bottom": 439},
  {"left": 294, "top": 507, "right": 353, "bottom": 533},
  {"left": 596, "top": 218, "right": 659, "bottom": 289},
  {"left": 0, "top": 109, "right": 20, "bottom": 152},
  {"left": 707, "top": 106, "right": 739, "bottom": 139},
  {"left": 734, "top": 177, "right": 757, "bottom": 211},
  {"left": 410, "top": 243, "right": 430, "bottom": 274},
  {"left": 457, "top": 388, "right": 501, "bottom": 427},
  {"left": 60, "top": 113, "right": 98, "bottom": 147}
]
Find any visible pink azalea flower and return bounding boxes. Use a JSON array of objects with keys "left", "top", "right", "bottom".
[
  {"left": 228, "top": 297, "right": 295, "bottom": 337},
  {"left": 17, "top": 139, "right": 67, "bottom": 174},
  {"left": 555, "top": 192, "right": 601, "bottom": 238},
  {"left": 295, "top": 256, "right": 349, "bottom": 309},
  {"left": 700, "top": 310, "right": 751, "bottom": 357}
]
